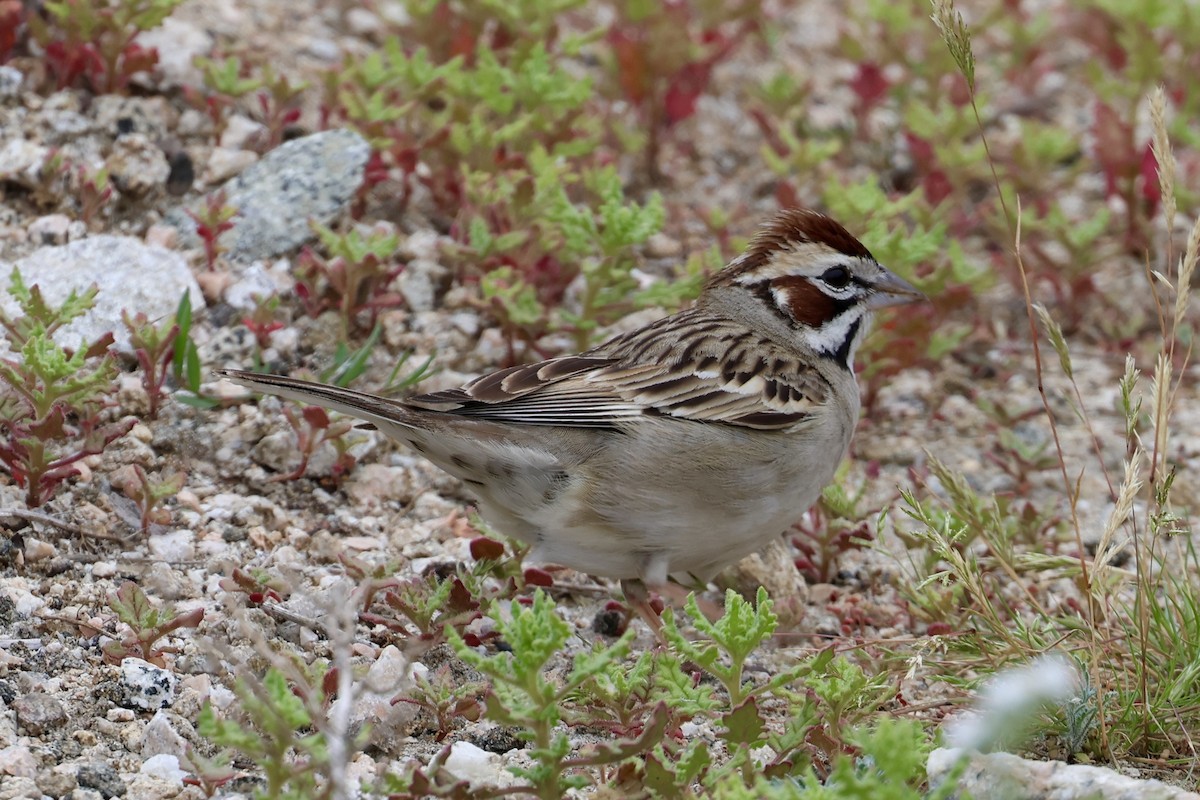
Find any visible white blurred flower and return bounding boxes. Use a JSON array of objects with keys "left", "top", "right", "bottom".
[{"left": 944, "top": 654, "right": 1081, "bottom": 752}]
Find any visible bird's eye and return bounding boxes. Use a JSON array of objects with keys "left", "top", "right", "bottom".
[{"left": 821, "top": 266, "right": 852, "bottom": 289}]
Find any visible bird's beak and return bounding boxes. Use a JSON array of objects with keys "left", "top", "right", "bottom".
[{"left": 867, "top": 268, "right": 926, "bottom": 309}]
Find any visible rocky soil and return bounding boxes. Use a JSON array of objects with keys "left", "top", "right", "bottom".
[{"left": 1, "top": 0, "right": 1198, "bottom": 798}]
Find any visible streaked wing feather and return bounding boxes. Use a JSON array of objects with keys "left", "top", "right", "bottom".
[{"left": 406, "top": 312, "right": 828, "bottom": 431}]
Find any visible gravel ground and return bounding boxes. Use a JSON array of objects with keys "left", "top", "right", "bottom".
[{"left": 1, "top": 0, "right": 1198, "bottom": 797}]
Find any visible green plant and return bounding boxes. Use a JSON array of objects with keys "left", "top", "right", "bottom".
[
  {"left": 192, "top": 54, "right": 262, "bottom": 137},
  {"left": 294, "top": 223, "right": 404, "bottom": 336},
  {"left": 193, "top": 55, "right": 306, "bottom": 148},
  {"left": 170, "top": 292, "right": 217, "bottom": 410},
  {"left": 319, "top": 325, "right": 436, "bottom": 392},
  {"left": 197, "top": 664, "right": 343, "bottom": 799},
  {"left": 181, "top": 750, "right": 240, "bottom": 798},
  {"left": 241, "top": 293, "right": 286, "bottom": 364},
  {"left": 101, "top": 580, "right": 204, "bottom": 665},
  {"left": 218, "top": 567, "right": 289, "bottom": 605},
  {"left": 326, "top": 37, "right": 595, "bottom": 217},
  {"left": 395, "top": 664, "right": 486, "bottom": 742},
  {"left": 422, "top": 591, "right": 637, "bottom": 799},
  {"left": 0, "top": 270, "right": 135, "bottom": 507},
  {"left": 662, "top": 588, "right": 777, "bottom": 706},
  {"left": 468, "top": 153, "right": 669, "bottom": 357}
]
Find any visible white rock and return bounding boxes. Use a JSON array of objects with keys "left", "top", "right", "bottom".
[
  {"left": 223, "top": 259, "right": 289, "bottom": 309},
  {"left": 147, "top": 530, "right": 195, "bottom": 562},
  {"left": 26, "top": 214, "right": 83, "bottom": 246},
  {"left": 352, "top": 646, "right": 419, "bottom": 730},
  {"left": 304, "top": 37, "right": 342, "bottom": 62},
  {"left": 21, "top": 537, "right": 56, "bottom": 563},
  {"left": 9, "top": 583, "right": 45, "bottom": 617},
  {"left": 0, "top": 66, "right": 22, "bottom": 97},
  {"left": 203, "top": 147, "right": 258, "bottom": 185},
  {"left": 449, "top": 311, "right": 480, "bottom": 336},
  {"left": 135, "top": 17, "right": 213, "bottom": 88},
  {"left": 0, "top": 744, "right": 37, "bottom": 777},
  {"left": 0, "top": 777, "right": 39, "bottom": 799},
  {"left": 444, "top": 741, "right": 504, "bottom": 786},
  {"left": 35, "top": 764, "right": 77, "bottom": 797},
  {"left": 397, "top": 258, "right": 448, "bottom": 312},
  {"left": 123, "top": 773, "right": 182, "bottom": 800},
  {"left": 140, "top": 754, "right": 187, "bottom": 784},
  {"left": 0, "top": 139, "right": 49, "bottom": 188},
  {"left": 346, "top": 7, "right": 383, "bottom": 35},
  {"left": 220, "top": 115, "right": 268, "bottom": 151},
  {"left": 928, "top": 749, "right": 1200, "bottom": 800},
  {"left": 344, "top": 463, "right": 415, "bottom": 507},
  {"left": 401, "top": 229, "right": 442, "bottom": 260},
  {"left": 0, "top": 236, "right": 205, "bottom": 354},
  {"left": 646, "top": 232, "right": 682, "bottom": 258},
  {"left": 120, "top": 658, "right": 179, "bottom": 712}
]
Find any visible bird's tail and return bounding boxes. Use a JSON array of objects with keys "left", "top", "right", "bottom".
[{"left": 215, "top": 369, "right": 418, "bottom": 432}]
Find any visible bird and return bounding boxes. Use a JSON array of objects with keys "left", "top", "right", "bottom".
[{"left": 217, "top": 208, "right": 924, "bottom": 625}]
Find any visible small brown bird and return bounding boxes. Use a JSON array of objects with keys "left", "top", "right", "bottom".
[{"left": 218, "top": 208, "right": 923, "bottom": 621}]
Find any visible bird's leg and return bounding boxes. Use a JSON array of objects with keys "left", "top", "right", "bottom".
[{"left": 619, "top": 578, "right": 666, "bottom": 637}]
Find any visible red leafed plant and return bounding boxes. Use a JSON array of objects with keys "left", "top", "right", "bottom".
[
  {"left": 28, "top": 0, "right": 185, "bottom": 94},
  {"left": 0, "top": 0, "right": 25, "bottom": 63},
  {"left": 101, "top": 581, "right": 204, "bottom": 666},
  {"left": 187, "top": 191, "right": 238, "bottom": 272},
  {"left": 604, "top": 0, "right": 763, "bottom": 180},
  {"left": 272, "top": 404, "right": 360, "bottom": 483}
]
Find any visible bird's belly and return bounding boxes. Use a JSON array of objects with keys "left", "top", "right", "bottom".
[{"left": 510, "top": 427, "right": 849, "bottom": 581}]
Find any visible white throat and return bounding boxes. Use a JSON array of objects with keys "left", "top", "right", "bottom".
[{"left": 801, "top": 307, "right": 870, "bottom": 367}]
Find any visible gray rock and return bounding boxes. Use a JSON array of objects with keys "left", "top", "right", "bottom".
[
  {"left": 928, "top": 748, "right": 1200, "bottom": 800},
  {"left": 12, "top": 693, "right": 67, "bottom": 735},
  {"left": 0, "top": 777, "right": 40, "bottom": 800},
  {"left": 27, "top": 214, "right": 85, "bottom": 247},
  {"left": 397, "top": 257, "right": 449, "bottom": 312},
  {"left": 91, "top": 97, "right": 174, "bottom": 140},
  {"left": 0, "top": 235, "right": 204, "bottom": 354},
  {"left": 140, "top": 711, "right": 187, "bottom": 758},
  {"left": 76, "top": 763, "right": 126, "bottom": 799},
  {"left": 0, "top": 139, "right": 50, "bottom": 189},
  {"left": 168, "top": 129, "right": 370, "bottom": 262},
  {"left": 105, "top": 134, "right": 170, "bottom": 198},
  {"left": 119, "top": 658, "right": 178, "bottom": 712},
  {"left": 0, "top": 66, "right": 22, "bottom": 98},
  {"left": 37, "top": 764, "right": 79, "bottom": 798}
]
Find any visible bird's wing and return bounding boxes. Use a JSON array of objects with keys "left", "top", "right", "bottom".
[{"left": 408, "top": 316, "right": 830, "bottom": 431}]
